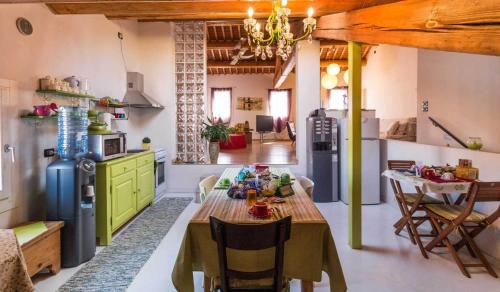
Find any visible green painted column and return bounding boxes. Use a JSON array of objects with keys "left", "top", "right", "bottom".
[{"left": 347, "top": 41, "right": 362, "bottom": 249}]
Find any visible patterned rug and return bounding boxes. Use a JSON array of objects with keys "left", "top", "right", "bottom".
[{"left": 58, "top": 197, "right": 192, "bottom": 292}]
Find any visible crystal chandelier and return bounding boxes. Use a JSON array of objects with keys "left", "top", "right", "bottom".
[{"left": 243, "top": 0, "right": 316, "bottom": 62}]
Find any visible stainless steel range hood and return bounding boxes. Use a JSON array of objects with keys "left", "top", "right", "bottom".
[{"left": 124, "top": 72, "right": 164, "bottom": 109}]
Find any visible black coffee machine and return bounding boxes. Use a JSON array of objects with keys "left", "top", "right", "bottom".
[
  {"left": 46, "top": 157, "right": 96, "bottom": 268},
  {"left": 306, "top": 108, "right": 339, "bottom": 202}
]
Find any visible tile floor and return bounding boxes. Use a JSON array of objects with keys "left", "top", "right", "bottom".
[{"left": 35, "top": 195, "right": 499, "bottom": 292}]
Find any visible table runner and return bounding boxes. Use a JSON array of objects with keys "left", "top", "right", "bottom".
[
  {"left": 382, "top": 170, "right": 471, "bottom": 194},
  {"left": 172, "top": 168, "right": 346, "bottom": 292},
  {"left": 0, "top": 229, "right": 33, "bottom": 292}
]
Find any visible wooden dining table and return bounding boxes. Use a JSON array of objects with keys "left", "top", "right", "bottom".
[{"left": 172, "top": 167, "right": 347, "bottom": 292}]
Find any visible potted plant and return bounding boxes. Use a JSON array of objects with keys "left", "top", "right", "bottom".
[
  {"left": 201, "top": 118, "right": 229, "bottom": 164},
  {"left": 142, "top": 137, "right": 151, "bottom": 150}
]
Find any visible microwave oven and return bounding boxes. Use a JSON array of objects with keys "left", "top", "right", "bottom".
[{"left": 88, "top": 132, "right": 127, "bottom": 161}]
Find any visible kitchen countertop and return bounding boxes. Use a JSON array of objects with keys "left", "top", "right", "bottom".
[{"left": 95, "top": 150, "right": 154, "bottom": 166}]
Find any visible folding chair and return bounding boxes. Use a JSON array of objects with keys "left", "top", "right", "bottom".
[
  {"left": 425, "top": 182, "right": 500, "bottom": 278},
  {"left": 387, "top": 160, "right": 443, "bottom": 258}
]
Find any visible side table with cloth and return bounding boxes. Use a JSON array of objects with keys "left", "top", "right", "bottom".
[
  {"left": 0, "top": 229, "right": 34, "bottom": 292},
  {"left": 172, "top": 168, "right": 347, "bottom": 292}
]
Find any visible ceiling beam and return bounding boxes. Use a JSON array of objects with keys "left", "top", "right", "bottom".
[
  {"left": 207, "top": 61, "right": 274, "bottom": 69},
  {"left": 206, "top": 40, "right": 349, "bottom": 50},
  {"left": 320, "top": 60, "right": 367, "bottom": 68},
  {"left": 274, "top": 50, "right": 297, "bottom": 89},
  {"left": 313, "top": 0, "right": 500, "bottom": 56},
  {"left": 43, "top": 0, "right": 402, "bottom": 20}
]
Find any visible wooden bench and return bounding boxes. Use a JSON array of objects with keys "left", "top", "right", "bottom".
[{"left": 18, "top": 221, "right": 64, "bottom": 277}]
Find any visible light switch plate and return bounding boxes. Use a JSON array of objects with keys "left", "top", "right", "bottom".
[{"left": 422, "top": 100, "right": 429, "bottom": 112}]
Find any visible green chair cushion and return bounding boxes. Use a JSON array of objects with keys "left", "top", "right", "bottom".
[
  {"left": 426, "top": 204, "right": 487, "bottom": 222},
  {"left": 403, "top": 193, "right": 442, "bottom": 205}
]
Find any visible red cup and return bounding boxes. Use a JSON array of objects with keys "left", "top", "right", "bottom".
[{"left": 253, "top": 202, "right": 269, "bottom": 217}]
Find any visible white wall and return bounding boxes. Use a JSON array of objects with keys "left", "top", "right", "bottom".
[
  {"left": 362, "top": 45, "right": 418, "bottom": 132},
  {"left": 207, "top": 74, "right": 272, "bottom": 138},
  {"left": 417, "top": 50, "right": 500, "bottom": 153},
  {"left": 381, "top": 139, "right": 500, "bottom": 262},
  {"left": 119, "top": 22, "right": 175, "bottom": 150}
]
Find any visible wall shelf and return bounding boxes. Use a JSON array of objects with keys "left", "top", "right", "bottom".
[
  {"left": 36, "top": 89, "right": 95, "bottom": 99},
  {"left": 20, "top": 115, "right": 58, "bottom": 121},
  {"left": 90, "top": 99, "right": 130, "bottom": 120}
]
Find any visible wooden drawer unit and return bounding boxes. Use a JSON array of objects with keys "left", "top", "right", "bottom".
[
  {"left": 111, "top": 159, "right": 136, "bottom": 178},
  {"left": 136, "top": 153, "right": 154, "bottom": 168},
  {"left": 95, "top": 151, "right": 155, "bottom": 245}
]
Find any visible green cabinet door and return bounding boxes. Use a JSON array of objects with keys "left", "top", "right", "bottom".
[
  {"left": 111, "top": 170, "right": 137, "bottom": 231},
  {"left": 137, "top": 164, "right": 155, "bottom": 211}
]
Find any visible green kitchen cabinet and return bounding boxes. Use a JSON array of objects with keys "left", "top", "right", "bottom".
[
  {"left": 111, "top": 170, "right": 137, "bottom": 232},
  {"left": 95, "top": 151, "right": 155, "bottom": 245},
  {"left": 137, "top": 164, "right": 155, "bottom": 211}
]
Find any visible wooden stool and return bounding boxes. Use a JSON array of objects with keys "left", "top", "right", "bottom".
[{"left": 18, "top": 221, "right": 64, "bottom": 277}]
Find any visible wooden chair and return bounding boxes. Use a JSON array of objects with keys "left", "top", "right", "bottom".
[
  {"left": 199, "top": 175, "right": 218, "bottom": 203},
  {"left": 387, "top": 160, "right": 442, "bottom": 258},
  {"left": 425, "top": 182, "right": 500, "bottom": 278},
  {"left": 299, "top": 176, "right": 314, "bottom": 198},
  {"left": 209, "top": 216, "right": 292, "bottom": 292}
]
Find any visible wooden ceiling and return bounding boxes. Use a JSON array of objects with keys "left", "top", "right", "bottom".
[
  {"left": 207, "top": 22, "right": 372, "bottom": 75},
  {"left": 26, "top": 0, "right": 382, "bottom": 75},
  {"left": 41, "top": 0, "right": 402, "bottom": 21}
]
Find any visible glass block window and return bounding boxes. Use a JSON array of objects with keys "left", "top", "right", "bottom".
[{"left": 175, "top": 21, "right": 207, "bottom": 164}]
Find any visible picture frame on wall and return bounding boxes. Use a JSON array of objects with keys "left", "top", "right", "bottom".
[{"left": 236, "top": 97, "right": 263, "bottom": 111}]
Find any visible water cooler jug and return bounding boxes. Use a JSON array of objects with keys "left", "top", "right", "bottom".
[{"left": 306, "top": 108, "right": 339, "bottom": 202}]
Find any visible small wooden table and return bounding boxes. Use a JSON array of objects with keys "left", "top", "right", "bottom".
[{"left": 18, "top": 221, "right": 64, "bottom": 277}]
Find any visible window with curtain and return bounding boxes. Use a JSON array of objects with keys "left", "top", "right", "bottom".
[
  {"left": 328, "top": 88, "right": 348, "bottom": 110},
  {"left": 269, "top": 89, "right": 291, "bottom": 133},
  {"left": 211, "top": 88, "right": 232, "bottom": 123}
]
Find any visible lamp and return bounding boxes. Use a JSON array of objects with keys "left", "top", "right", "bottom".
[
  {"left": 321, "top": 74, "right": 338, "bottom": 90},
  {"left": 244, "top": 1, "right": 316, "bottom": 61},
  {"left": 327, "top": 63, "right": 341, "bottom": 76},
  {"left": 343, "top": 69, "right": 349, "bottom": 84}
]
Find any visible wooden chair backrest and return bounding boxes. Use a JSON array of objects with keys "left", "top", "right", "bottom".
[
  {"left": 459, "top": 182, "right": 500, "bottom": 224},
  {"left": 474, "top": 182, "right": 500, "bottom": 202},
  {"left": 299, "top": 176, "right": 314, "bottom": 198},
  {"left": 209, "top": 216, "right": 292, "bottom": 292},
  {"left": 199, "top": 175, "right": 218, "bottom": 203},
  {"left": 387, "top": 160, "right": 415, "bottom": 170}
]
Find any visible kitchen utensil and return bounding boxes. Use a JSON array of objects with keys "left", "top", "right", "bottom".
[
  {"left": 441, "top": 172, "right": 455, "bottom": 181},
  {"left": 249, "top": 203, "right": 272, "bottom": 219},
  {"left": 97, "top": 112, "right": 113, "bottom": 131},
  {"left": 33, "top": 104, "right": 57, "bottom": 116},
  {"left": 64, "top": 76, "right": 80, "bottom": 88},
  {"left": 88, "top": 122, "right": 108, "bottom": 132},
  {"left": 246, "top": 189, "right": 257, "bottom": 206}
]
